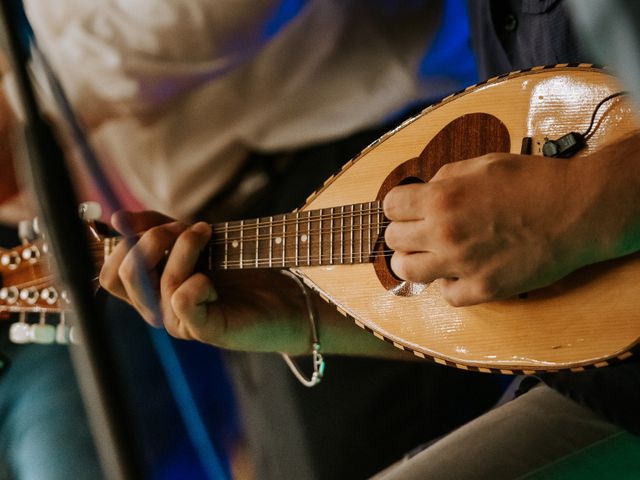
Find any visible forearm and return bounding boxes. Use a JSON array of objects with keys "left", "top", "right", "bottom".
[
  {"left": 567, "top": 131, "right": 640, "bottom": 267},
  {"left": 313, "top": 295, "right": 416, "bottom": 360}
]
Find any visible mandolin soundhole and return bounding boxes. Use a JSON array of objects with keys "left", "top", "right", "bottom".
[{"left": 374, "top": 112, "right": 511, "bottom": 295}]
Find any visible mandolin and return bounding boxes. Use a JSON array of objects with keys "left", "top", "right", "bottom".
[{"left": 2, "top": 65, "right": 640, "bottom": 374}]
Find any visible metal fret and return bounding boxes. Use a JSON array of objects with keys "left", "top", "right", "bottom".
[
  {"left": 224, "top": 221, "right": 229, "bottom": 270},
  {"left": 295, "top": 211, "right": 299, "bottom": 267},
  {"left": 329, "top": 207, "right": 334, "bottom": 265},
  {"left": 318, "top": 209, "right": 323, "bottom": 266},
  {"left": 307, "top": 210, "right": 311, "bottom": 266},
  {"left": 282, "top": 214, "right": 286, "bottom": 267},
  {"left": 359, "top": 203, "right": 363, "bottom": 262},
  {"left": 349, "top": 205, "right": 353, "bottom": 263},
  {"left": 340, "top": 205, "right": 344, "bottom": 264},
  {"left": 239, "top": 219, "right": 244, "bottom": 269},
  {"left": 269, "top": 216, "right": 273, "bottom": 268},
  {"left": 255, "top": 218, "right": 260, "bottom": 268},
  {"left": 366, "top": 202, "right": 370, "bottom": 260}
]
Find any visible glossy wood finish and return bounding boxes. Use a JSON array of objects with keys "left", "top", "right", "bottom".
[{"left": 293, "top": 66, "right": 640, "bottom": 373}]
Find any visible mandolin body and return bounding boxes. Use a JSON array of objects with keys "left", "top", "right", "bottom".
[{"left": 292, "top": 65, "right": 640, "bottom": 373}]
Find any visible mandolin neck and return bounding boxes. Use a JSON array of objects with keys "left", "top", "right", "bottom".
[{"left": 102, "top": 201, "right": 386, "bottom": 271}]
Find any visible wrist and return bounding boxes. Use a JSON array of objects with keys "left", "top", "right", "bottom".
[{"left": 566, "top": 133, "right": 640, "bottom": 267}]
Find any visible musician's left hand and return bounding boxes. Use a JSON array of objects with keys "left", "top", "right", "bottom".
[{"left": 383, "top": 133, "right": 640, "bottom": 306}]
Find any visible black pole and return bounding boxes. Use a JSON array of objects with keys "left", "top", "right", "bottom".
[{"left": 0, "top": 4, "right": 143, "bottom": 479}]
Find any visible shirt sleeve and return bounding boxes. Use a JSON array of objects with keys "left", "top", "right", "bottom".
[{"left": 22, "top": 0, "right": 299, "bottom": 125}]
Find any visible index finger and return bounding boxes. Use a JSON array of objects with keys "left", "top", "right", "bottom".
[
  {"left": 160, "top": 222, "right": 213, "bottom": 299},
  {"left": 382, "top": 184, "right": 429, "bottom": 221}
]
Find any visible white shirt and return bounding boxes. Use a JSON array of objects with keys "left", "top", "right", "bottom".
[{"left": 24, "top": 0, "right": 463, "bottom": 220}]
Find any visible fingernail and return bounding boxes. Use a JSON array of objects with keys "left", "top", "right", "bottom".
[{"left": 191, "top": 222, "right": 211, "bottom": 236}]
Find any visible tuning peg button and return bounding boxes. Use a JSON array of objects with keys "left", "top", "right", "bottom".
[
  {"left": 30, "top": 323, "right": 56, "bottom": 344},
  {"left": 18, "top": 220, "right": 37, "bottom": 243},
  {"left": 55, "top": 323, "right": 70, "bottom": 344},
  {"left": 68, "top": 326, "right": 80, "bottom": 345},
  {"left": 10, "top": 322, "right": 31, "bottom": 344}
]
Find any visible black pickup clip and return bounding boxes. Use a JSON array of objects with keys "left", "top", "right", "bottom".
[{"left": 542, "top": 132, "right": 586, "bottom": 158}]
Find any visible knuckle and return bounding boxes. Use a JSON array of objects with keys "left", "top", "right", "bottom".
[
  {"left": 163, "top": 318, "right": 181, "bottom": 338},
  {"left": 382, "top": 188, "right": 400, "bottom": 218},
  {"left": 481, "top": 152, "right": 502, "bottom": 163},
  {"left": 391, "top": 253, "right": 422, "bottom": 282},
  {"left": 144, "top": 224, "right": 168, "bottom": 242},
  {"left": 170, "top": 287, "right": 190, "bottom": 314},
  {"left": 384, "top": 223, "right": 400, "bottom": 248},
  {"left": 474, "top": 275, "right": 500, "bottom": 301},
  {"left": 431, "top": 186, "right": 459, "bottom": 213},
  {"left": 438, "top": 222, "right": 466, "bottom": 246},
  {"left": 98, "top": 267, "right": 116, "bottom": 290},
  {"left": 437, "top": 161, "right": 456, "bottom": 176},
  {"left": 390, "top": 252, "right": 409, "bottom": 280},
  {"left": 117, "top": 258, "right": 135, "bottom": 283},
  {"left": 161, "top": 271, "right": 182, "bottom": 294},
  {"left": 444, "top": 292, "right": 465, "bottom": 308}
]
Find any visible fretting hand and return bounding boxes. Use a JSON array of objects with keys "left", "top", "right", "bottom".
[
  {"left": 99, "top": 210, "right": 313, "bottom": 353},
  {"left": 99, "top": 210, "right": 407, "bottom": 358}
]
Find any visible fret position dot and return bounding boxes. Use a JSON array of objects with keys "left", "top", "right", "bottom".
[
  {"left": 275, "top": 237, "right": 282, "bottom": 245},
  {"left": 300, "top": 234, "right": 308, "bottom": 243},
  {"left": 232, "top": 240, "right": 239, "bottom": 248}
]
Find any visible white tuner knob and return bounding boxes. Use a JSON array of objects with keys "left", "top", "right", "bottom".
[
  {"left": 69, "top": 326, "right": 80, "bottom": 345},
  {"left": 56, "top": 312, "right": 69, "bottom": 344},
  {"left": 79, "top": 202, "right": 102, "bottom": 221},
  {"left": 18, "top": 220, "right": 36, "bottom": 243},
  {"left": 30, "top": 323, "right": 56, "bottom": 344},
  {"left": 56, "top": 326, "right": 70, "bottom": 345},
  {"left": 9, "top": 322, "right": 31, "bottom": 344},
  {"left": 32, "top": 216, "right": 41, "bottom": 235}
]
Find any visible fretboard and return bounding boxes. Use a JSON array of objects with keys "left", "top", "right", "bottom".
[{"left": 101, "top": 201, "right": 386, "bottom": 271}]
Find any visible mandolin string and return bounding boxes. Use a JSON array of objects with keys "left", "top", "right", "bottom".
[
  {"left": 2, "top": 274, "right": 57, "bottom": 290},
  {"left": 17, "top": 207, "right": 398, "bottom": 270},
  {"left": 88, "top": 220, "right": 394, "bottom": 247}
]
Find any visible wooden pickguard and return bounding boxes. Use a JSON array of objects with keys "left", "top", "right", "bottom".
[{"left": 292, "top": 65, "right": 640, "bottom": 373}]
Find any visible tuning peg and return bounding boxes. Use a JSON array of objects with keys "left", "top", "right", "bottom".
[
  {"left": 18, "top": 220, "right": 37, "bottom": 243},
  {"left": 41, "top": 287, "right": 58, "bottom": 305},
  {"left": 21, "top": 245, "right": 40, "bottom": 263},
  {"left": 30, "top": 312, "right": 55, "bottom": 344},
  {"left": 30, "top": 323, "right": 56, "bottom": 344},
  {"left": 19, "top": 287, "right": 39, "bottom": 304},
  {"left": 0, "top": 287, "right": 19, "bottom": 304},
  {"left": 55, "top": 312, "right": 70, "bottom": 344},
  {"left": 69, "top": 325, "right": 80, "bottom": 345},
  {"left": 1, "top": 251, "right": 21, "bottom": 270},
  {"left": 9, "top": 313, "right": 30, "bottom": 344},
  {"left": 32, "top": 216, "right": 41, "bottom": 236},
  {"left": 79, "top": 202, "right": 102, "bottom": 221}
]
